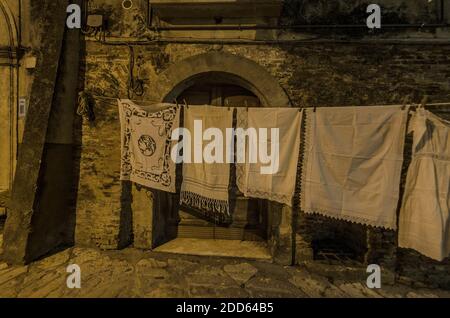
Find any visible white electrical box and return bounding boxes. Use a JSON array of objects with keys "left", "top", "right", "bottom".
[{"left": 19, "top": 98, "right": 27, "bottom": 118}]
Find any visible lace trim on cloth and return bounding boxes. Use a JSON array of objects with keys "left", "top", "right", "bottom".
[
  {"left": 180, "top": 105, "right": 234, "bottom": 224},
  {"left": 119, "top": 101, "right": 179, "bottom": 192},
  {"left": 303, "top": 209, "right": 397, "bottom": 230},
  {"left": 299, "top": 108, "right": 397, "bottom": 230},
  {"left": 243, "top": 188, "right": 293, "bottom": 206},
  {"left": 180, "top": 191, "right": 232, "bottom": 224},
  {"left": 235, "top": 108, "right": 247, "bottom": 194},
  {"left": 236, "top": 108, "right": 301, "bottom": 207},
  {"left": 300, "top": 109, "right": 312, "bottom": 216}
]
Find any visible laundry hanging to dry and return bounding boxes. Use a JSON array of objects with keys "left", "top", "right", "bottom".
[
  {"left": 236, "top": 108, "right": 303, "bottom": 206},
  {"left": 179, "top": 106, "right": 234, "bottom": 224},
  {"left": 399, "top": 109, "right": 450, "bottom": 261},
  {"left": 300, "top": 106, "right": 409, "bottom": 229},
  {"left": 118, "top": 99, "right": 180, "bottom": 193}
]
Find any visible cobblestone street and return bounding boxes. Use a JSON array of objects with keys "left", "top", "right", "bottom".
[{"left": 0, "top": 241, "right": 449, "bottom": 298}]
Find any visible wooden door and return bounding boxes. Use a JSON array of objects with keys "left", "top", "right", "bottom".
[{"left": 175, "top": 83, "right": 268, "bottom": 241}]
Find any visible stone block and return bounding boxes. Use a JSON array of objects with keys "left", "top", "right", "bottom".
[
  {"left": 295, "top": 233, "right": 314, "bottom": 263},
  {"left": 131, "top": 185, "right": 154, "bottom": 249}
]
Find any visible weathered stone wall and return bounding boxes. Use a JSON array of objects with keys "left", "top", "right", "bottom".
[
  {"left": 0, "top": 0, "right": 19, "bottom": 198},
  {"left": 2, "top": 0, "right": 73, "bottom": 264},
  {"left": 78, "top": 43, "right": 450, "bottom": 229},
  {"left": 281, "top": 0, "right": 441, "bottom": 25},
  {"left": 72, "top": 0, "right": 450, "bottom": 285}
]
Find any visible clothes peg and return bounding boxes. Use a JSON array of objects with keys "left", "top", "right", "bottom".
[
  {"left": 222, "top": 99, "right": 230, "bottom": 111},
  {"left": 419, "top": 96, "right": 428, "bottom": 109},
  {"left": 313, "top": 106, "right": 317, "bottom": 113},
  {"left": 401, "top": 96, "right": 410, "bottom": 110},
  {"left": 183, "top": 99, "right": 188, "bottom": 109},
  {"left": 173, "top": 99, "right": 180, "bottom": 109}
]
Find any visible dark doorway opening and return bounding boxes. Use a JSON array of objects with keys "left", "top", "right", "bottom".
[
  {"left": 154, "top": 75, "right": 272, "bottom": 259},
  {"left": 176, "top": 81, "right": 267, "bottom": 242}
]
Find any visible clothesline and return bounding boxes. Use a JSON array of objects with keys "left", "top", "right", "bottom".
[
  {"left": 90, "top": 94, "right": 450, "bottom": 109},
  {"left": 117, "top": 99, "right": 450, "bottom": 261}
]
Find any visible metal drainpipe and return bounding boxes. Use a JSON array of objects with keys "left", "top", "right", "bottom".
[
  {"left": 16, "top": 0, "right": 21, "bottom": 166},
  {"left": 148, "top": 4, "right": 153, "bottom": 27}
]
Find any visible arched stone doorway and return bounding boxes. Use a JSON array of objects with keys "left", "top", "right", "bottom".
[
  {"left": 0, "top": 0, "right": 18, "bottom": 217},
  {"left": 172, "top": 72, "right": 266, "bottom": 243},
  {"left": 133, "top": 52, "right": 295, "bottom": 264},
  {"left": 148, "top": 51, "right": 291, "bottom": 107}
]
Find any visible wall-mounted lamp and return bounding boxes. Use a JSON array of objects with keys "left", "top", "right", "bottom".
[{"left": 122, "top": 0, "right": 133, "bottom": 10}]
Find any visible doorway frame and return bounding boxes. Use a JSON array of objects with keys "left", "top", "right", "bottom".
[
  {"left": 130, "top": 51, "right": 295, "bottom": 265},
  {"left": 0, "top": 0, "right": 19, "bottom": 216}
]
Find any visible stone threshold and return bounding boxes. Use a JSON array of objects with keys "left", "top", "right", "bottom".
[{"left": 154, "top": 238, "right": 272, "bottom": 261}]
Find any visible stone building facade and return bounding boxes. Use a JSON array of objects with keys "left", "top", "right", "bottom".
[
  {"left": 0, "top": 0, "right": 19, "bottom": 218},
  {"left": 1, "top": 0, "right": 450, "bottom": 288}
]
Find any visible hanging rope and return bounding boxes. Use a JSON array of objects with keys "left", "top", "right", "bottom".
[
  {"left": 127, "top": 45, "right": 145, "bottom": 99},
  {"left": 77, "top": 91, "right": 96, "bottom": 122}
]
